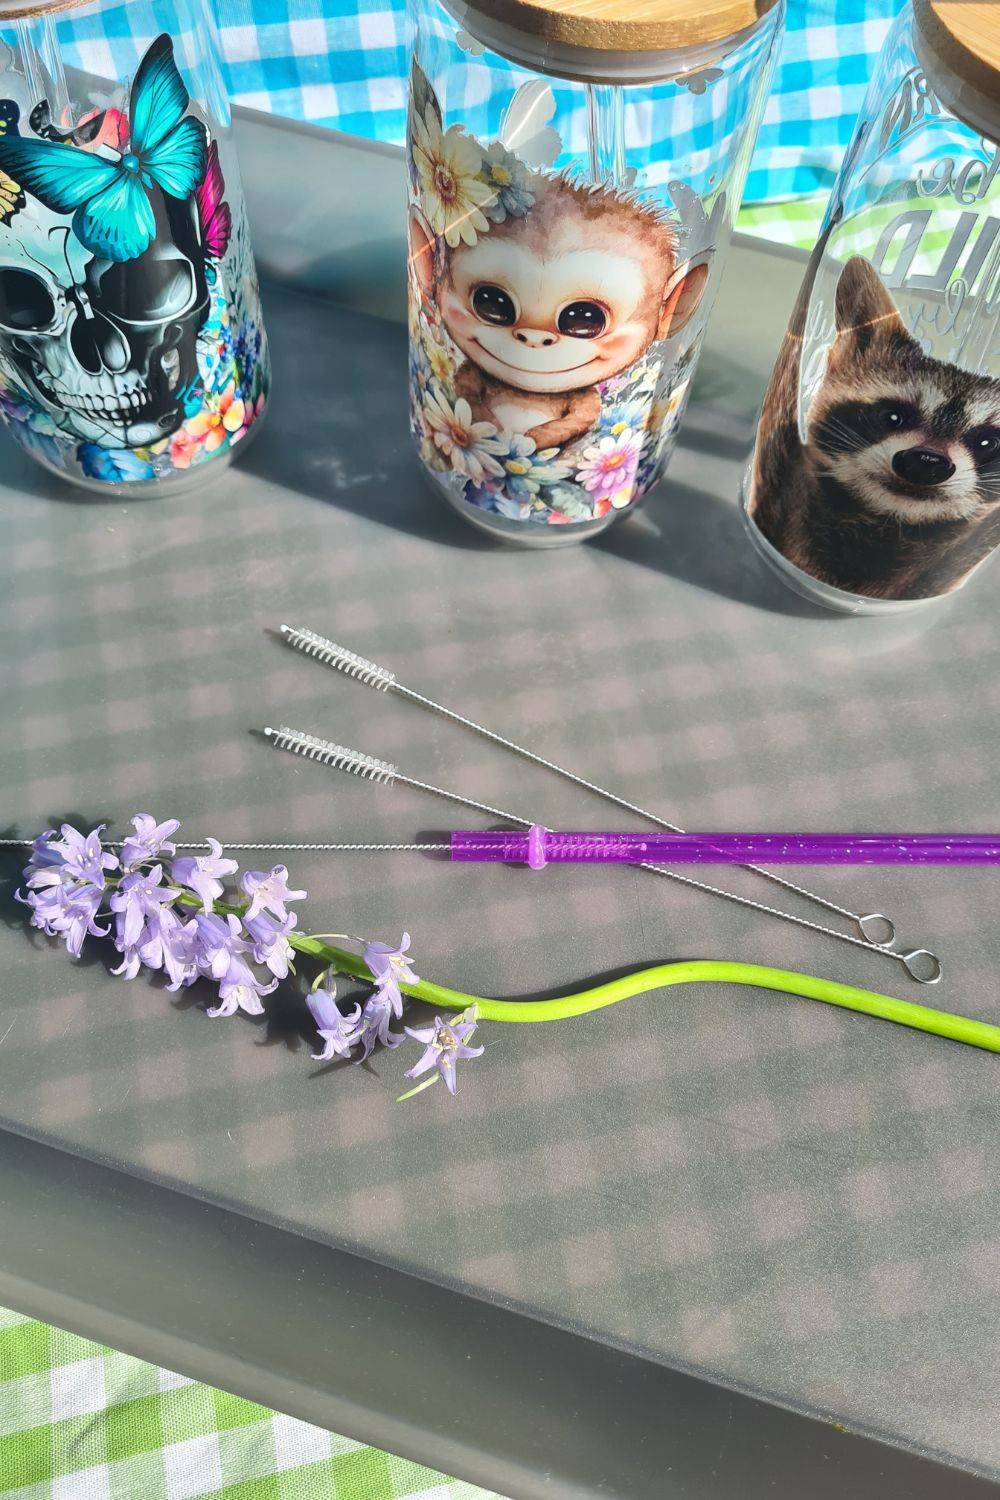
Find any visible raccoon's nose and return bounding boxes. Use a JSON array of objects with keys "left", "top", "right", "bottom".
[{"left": 892, "top": 447, "right": 956, "bottom": 487}]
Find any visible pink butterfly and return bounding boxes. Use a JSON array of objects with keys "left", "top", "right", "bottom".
[{"left": 195, "top": 140, "right": 232, "bottom": 260}]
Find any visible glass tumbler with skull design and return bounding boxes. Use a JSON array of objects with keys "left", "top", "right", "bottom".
[
  {"left": 743, "top": 1, "right": 1000, "bottom": 612},
  {"left": 406, "top": 0, "right": 783, "bottom": 545},
  {"left": 0, "top": 0, "right": 269, "bottom": 491}
]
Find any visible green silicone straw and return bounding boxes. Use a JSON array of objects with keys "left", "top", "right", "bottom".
[{"left": 290, "top": 934, "right": 1000, "bottom": 1055}]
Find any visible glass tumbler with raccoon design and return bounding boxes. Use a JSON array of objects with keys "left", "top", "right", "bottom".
[
  {"left": 406, "top": 0, "right": 784, "bottom": 546},
  {"left": 744, "top": 0, "right": 1000, "bottom": 612},
  {"left": 0, "top": 0, "right": 269, "bottom": 493}
]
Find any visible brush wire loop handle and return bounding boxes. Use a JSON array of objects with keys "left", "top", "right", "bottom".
[{"left": 278, "top": 624, "right": 906, "bottom": 953}]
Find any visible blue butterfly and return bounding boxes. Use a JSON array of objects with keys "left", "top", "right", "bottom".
[{"left": 0, "top": 35, "right": 206, "bottom": 263}]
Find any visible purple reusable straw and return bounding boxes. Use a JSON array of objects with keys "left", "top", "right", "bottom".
[{"left": 450, "top": 828, "right": 1000, "bottom": 866}]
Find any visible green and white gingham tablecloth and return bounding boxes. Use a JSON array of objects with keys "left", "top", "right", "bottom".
[{"left": 0, "top": 1306, "right": 505, "bottom": 1500}]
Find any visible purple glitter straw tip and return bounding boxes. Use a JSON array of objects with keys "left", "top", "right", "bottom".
[{"left": 449, "top": 828, "right": 1000, "bottom": 866}]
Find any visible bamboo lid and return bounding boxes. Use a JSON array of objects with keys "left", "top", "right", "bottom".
[
  {"left": 457, "top": 0, "right": 780, "bottom": 53},
  {"left": 914, "top": 0, "right": 1000, "bottom": 139},
  {"left": 0, "top": 0, "right": 89, "bottom": 18}
]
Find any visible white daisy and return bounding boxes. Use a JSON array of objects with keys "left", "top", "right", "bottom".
[
  {"left": 423, "top": 388, "right": 504, "bottom": 483},
  {"left": 412, "top": 106, "right": 495, "bottom": 248}
]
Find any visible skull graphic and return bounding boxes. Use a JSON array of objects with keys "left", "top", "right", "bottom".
[{"left": 0, "top": 191, "right": 208, "bottom": 449}]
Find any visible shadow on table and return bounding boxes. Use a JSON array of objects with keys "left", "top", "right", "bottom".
[
  {"left": 241, "top": 292, "right": 839, "bottom": 610},
  {"left": 4, "top": 292, "right": 943, "bottom": 634},
  {"left": 240, "top": 290, "right": 496, "bottom": 554},
  {"left": 594, "top": 478, "right": 828, "bottom": 617}
]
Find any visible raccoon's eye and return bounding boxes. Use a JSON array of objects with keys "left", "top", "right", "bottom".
[
  {"left": 969, "top": 428, "right": 1000, "bottom": 463},
  {"left": 870, "top": 400, "right": 919, "bottom": 434}
]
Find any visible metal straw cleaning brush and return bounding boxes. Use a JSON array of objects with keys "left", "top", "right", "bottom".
[{"left": 261, "top": 626, "right": 943, "bottom": 986}]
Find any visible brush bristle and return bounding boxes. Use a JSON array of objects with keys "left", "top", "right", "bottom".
[
  {"left": 264, "top": 726, "right": 398, "bottom": 784},
  {"left": 279, "top": 626, "right": 395, "bottom": 691}
]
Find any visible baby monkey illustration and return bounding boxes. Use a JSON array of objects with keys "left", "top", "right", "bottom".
[{"left": 410, "top": 174, "right": 709, "bottom": 449}]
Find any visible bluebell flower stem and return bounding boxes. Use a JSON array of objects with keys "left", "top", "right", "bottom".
[
  {"left": 397, "top": 1075, "right": 441, "bottom": 1103},
  {"left": 182, "top": 896, "right": 1000, "bottom": 1058},
  {"left": 286, "top": 932, "right": 1000, "bottom": 1056}
]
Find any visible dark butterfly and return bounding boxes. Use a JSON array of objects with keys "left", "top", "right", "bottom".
[
  {"left": 0, "top": 100, "right": 25, "bottom": 225},
  {"left": 29, "top": 98, "right": 130, "bottom": 153},
  {"left": 31, "top": 99, "right": 104, "bottom": 146}
]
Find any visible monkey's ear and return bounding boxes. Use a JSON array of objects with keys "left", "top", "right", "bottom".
[
  {"left": 408, "top": 207, "right": 438, "bottom": 299},
  {"left": 658, "top": 255, "right": 711, "bottom": 341},
  {"left": 831, "top": 257, "right": 908, "bottom": 359}
]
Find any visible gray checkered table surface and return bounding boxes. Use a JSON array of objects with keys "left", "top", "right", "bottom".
[{"left": 3, "top": 161, "right": 1000, "bottom": 1486}]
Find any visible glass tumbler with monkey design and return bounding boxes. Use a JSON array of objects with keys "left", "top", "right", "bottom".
[
  {"left": 0, "top": 0, "right": 269, "bottom": 493},
  {"left": 744, "top": 0, "right": 1000, "bottom": 611},
  {"left": 406, "top": 0, "right": 784, "bottom": 545}
]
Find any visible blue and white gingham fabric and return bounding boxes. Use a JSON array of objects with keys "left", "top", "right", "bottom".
[
  {"left": 749, "top": 0, "right": 903, "bottom": 201},
  {"left": 216, "top": 0, "right": 407, "bottom": 141},
  {"left": 6, "top": 0, "right": 907, "bottom": 206},
  {"left": 206, "top": 0, "right": 905, "bottom": 204}
]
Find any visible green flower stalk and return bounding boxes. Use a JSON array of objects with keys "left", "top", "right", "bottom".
[{"left": 289, "top": 932, "right": 1000, "bottom": 1056}]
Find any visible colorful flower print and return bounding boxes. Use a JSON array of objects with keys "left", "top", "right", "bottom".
[
  {"left": 411, "top": 105, "right": 495, "bottom": 248},
  {"left": 170, "top": 383, "right": 245, "bottom": 469},
  {"left": 494, "top": 433, "right": 572, "bottom": 500},
  {"left": 480, "top": 141, "right": 535, "bottom": 223},
  {"left": 422, "top": 387, "right": 505, "bottom": 483},
  {"left": 575, "top": 429, "right": 643, "bottom": 504}
]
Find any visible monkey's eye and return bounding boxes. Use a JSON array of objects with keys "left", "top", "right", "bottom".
[
  {"left": 472, "top": 284, "right": 517, "bottom": 326},
  {"left": 969, "top": 427, "right": 1000, "bottom": 463},
  {"left": 557, "top": 300, "right": 608, "bottom": 338}
]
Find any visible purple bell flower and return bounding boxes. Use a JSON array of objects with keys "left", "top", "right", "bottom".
[
  {"left": 170, "top": 838, "right": 238, "bottom": 912},
  {"left": 404, "top": 1014, "right": 484, "bottom": 1096},
  {"left": 25, "top": 828, "right": 63, "bottom": 872},
  {"left": 206, "top": 952, "right": 278, "bottom": 1019},
  {"left": 243, "top": 910, "right": 297, "bottom": 979},
  {"left": 45, "top": 823, "right": 118, "bottom": 886},
  {"left": 137, "top": 907, "right": 199, "bottom": 991},
  {"left": 120, "top": 814, "right": 180, "bottom": 871},
  {"left": 109, "top": 866, "right": 178, "bottom": 951},
  {"left": 363, "top": 932, "right": 417, "bottom": 1019},
  {"left": 240, "top": 865, "right": 307, "bottom": 923},
  {"left": 190, "top": 911, "right": 247, "bottom": 981},
  {"left": 307, "top": 985, "right": 363, "bottom": 1062},
  {"left": 19, "top": 880, "right": 108, "bottom": 959},
  {"left": 353, "top": 992, "right": 403, "bottom": 1059},
  {"left": 17, "top": 823, "right": 115, "bottom": 959}
]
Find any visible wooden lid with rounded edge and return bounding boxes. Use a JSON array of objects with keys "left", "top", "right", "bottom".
[
  {"left": 0, "top": 0, "right": 90, "bottom": 20},
  {"left": 914, "top": 0, "right": 1000, "bottom": 118},
  {"left": 460, "top": 0, "right": 780, "bottom": 52}
]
